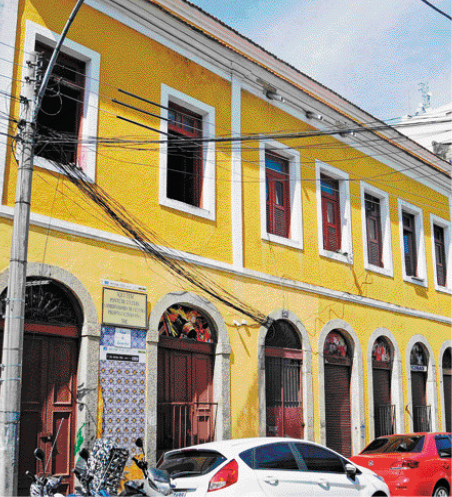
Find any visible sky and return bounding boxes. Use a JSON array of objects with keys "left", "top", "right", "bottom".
[{"left": 188, "top": 0, "right": 451, "bottom": 121}]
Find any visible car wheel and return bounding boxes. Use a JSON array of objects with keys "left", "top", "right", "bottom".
[{"left": 433, "top": 484, "right": 449, "bottom": 497}]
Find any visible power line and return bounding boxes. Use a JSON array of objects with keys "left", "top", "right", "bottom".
[{"left": 420, "top": 0, "right": 452, "bottom": 20}]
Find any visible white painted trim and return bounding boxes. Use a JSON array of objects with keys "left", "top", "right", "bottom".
[
  {"left": 159, "top": 84, "right": 216, "bottom": 220},
  {"left": 398, "top": 199, "right": 428, "bottom": 287},
  {"left": 316, "top": 160, "right": 353, "bottom": 264},
  {"left": 405, "top": 336, "right": 439, "bottom": 432},
  {"left": 231, "top": 75, "right": 243, "bottom": 270},
  {"left": 85, "top": 0, "right": 231, "bottom": 82},
  {"left": 0, "top": 204, "right": 450, "bottom": 324},
  {"left": 0, "top": 0, "right": 20, "bottom": 202},
  {"left": 438, "top": 341, "right": 452, "bottom": 432},
  {"left": 366, "top": 329, "right": 404, "bottom": 438},
  {"left": 360, "top": 182, "right": 394, "bottom": 277},
  {"left": 257, "top": 309, "right": 314, "bottom": 441},
  {"left": 259, "top": 139, "right": 303, "bottom": 249},
  {"left": 22, "top": 21, "right": 100, "bottom": 180},
  {"left": 430, "top": 214, "right": 451, "bottom": 294},
  {"left": 318, "top": 320, "right": 366, "bottom": 455}
]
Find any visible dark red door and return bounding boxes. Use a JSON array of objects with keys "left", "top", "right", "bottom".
[
  {"left": 18, "top": 333, "right": 78, "bottom": 495},
  {"left": 265, "top": 347, "right": 303, "bottom": 438},
  {"left": 443, "top": 373, "right": 451, "bottom": 432},
  {"left": 373, "top": 368, "right": 392, "bottom": 437},
  {"left": 412, "top": 371, "right": 429, "bottom": 432},
  {"left": 157, "top": 338, "right": 214, "bottom": 454},
  {"left": 325, "top": 364, "right": 352, "bottom": 457}
]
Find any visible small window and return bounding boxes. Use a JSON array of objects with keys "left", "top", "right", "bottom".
[
  {"left": 240, "top": 443, "right": 299, "bottom": 471},
  {"left": 434, "top": 225, "right": 447, "bottom": 287},
  {"left": 157, "top": 450, "right": 226, "bottom": 478},
  {"left": 294, "top": 443, "right": 345, "bottom": 474},
  {"left": 321, "top": 174, "right": 341, "bottom": 251},
  {"left": 361, "top": 435, "right": 425, "bottom": 454},
  {"left": 435, "top": 435, "right": 451, "bottom": 459},
  {"left": 365, "top": 194, "right": 383, "bottom": 267},
  {"left": 403, "top": 212, "right": 417, "bottom": 276},
  {"left": 35, "top": 41, "right": 85, "bottom": 164},
  {"left": 266, "top": 152, "right": 290, "bottom": 238},
  {"left": 167, "top": 102, "right": 203, "bottom": 207}
]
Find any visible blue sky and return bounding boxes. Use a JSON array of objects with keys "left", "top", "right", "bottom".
[{"left": 188, "top": 0, "right": 451, "bottom": 121}]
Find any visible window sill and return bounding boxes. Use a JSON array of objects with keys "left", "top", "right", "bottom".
[
  {"left": 319, "top": 248, "right": 353, "bottom": 264},
  {"left": 262, "top": 233, "right": 303, "bottom": 250},
  {"left": 160, "top": 197, "right": 215, "bottom": 221},
  {"left": 364, "top": 262, "right": 394, "bottom": 278},
  {"left": 434, "top": 285, "right": 452, "bottom": 295},
  {"left": 32, "top": 155, "right": 95, "bottom": 182},
  {"left": 403, "top": 275, "right": 428, "bottom": 288}
]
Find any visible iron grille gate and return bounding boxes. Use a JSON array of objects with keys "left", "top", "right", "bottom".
[
  {"left": 414, "top": 405, "right": 432, "bottom": 433},
  {"left": 376, "top": 404, "right": 396, "bottom": 437},
  {"left": 266, "top": 356, "right": 303, "bottom": 438}
]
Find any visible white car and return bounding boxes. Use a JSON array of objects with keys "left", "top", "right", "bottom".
[{"left": 157, "top": 437, "right": 390, "bottom": 496}]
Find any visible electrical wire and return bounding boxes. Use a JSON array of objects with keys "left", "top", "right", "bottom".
[{"left": 420, "top": 0, "right": 452, "bottom": 20}]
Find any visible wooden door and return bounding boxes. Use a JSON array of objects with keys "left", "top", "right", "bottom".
[
  {"left": 412, "top": 371, "right": 428, "bottom": 432},
  {"left": 325, "top": 364, "right": 352, "bottom": 457},
  {"left": 444, "top": 373, "right": 451, "bottom": 432},
  {"left": 373, "top": 368, "right": 392, "bottom": 437},
  {"left": 17, "top": 334, "right": 78, "bottom": 496}
]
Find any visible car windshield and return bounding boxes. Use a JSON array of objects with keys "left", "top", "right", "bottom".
[
  {"left": 157, "top": 450, "right": 226, "bottom": 479},
  {"left": 361, "top": 436, "right": 425, "bottom": 454}
]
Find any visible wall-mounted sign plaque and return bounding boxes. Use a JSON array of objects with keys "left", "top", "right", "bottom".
[{"left": 102, "top": 288, "right": 147, "bottom": 329}]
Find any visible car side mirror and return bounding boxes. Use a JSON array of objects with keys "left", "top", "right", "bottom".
[
  {"left": 34, "top": 448, "right": 45, "bottom": 462},
  {"left": 135, "top": 438, "right": 143, "bottom": 449},
  {"left": 345, "top": 463, "right": 357, "bottom": 481},
  {"left": 79, "top": 448, "right": 90, "bottom": 461}
]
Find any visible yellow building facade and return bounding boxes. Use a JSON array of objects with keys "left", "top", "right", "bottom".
[{"left": 0, "top": 0, "right": 450, "bottom": 490}]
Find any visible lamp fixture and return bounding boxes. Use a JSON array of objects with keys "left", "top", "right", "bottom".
[
  {"left": 305, "top": 110, "right": 323, "bottom": 121},
  {"left": 266, "top": 90, "right": 285, "bottom": 102}
]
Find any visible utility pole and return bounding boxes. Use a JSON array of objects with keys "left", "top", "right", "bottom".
[
  {"left": 0, "top": 51, "right": 37, "bottom": 496},
  {"left": 0, "top": 1, "right": 85, "bottom": 494}
]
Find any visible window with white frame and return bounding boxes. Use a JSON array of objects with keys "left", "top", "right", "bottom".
[
  {"left": 360, "top": 183, "right": 393, "bottom": 276},
  {"left": 316, "top": 161, "right": 352, "bottom": 263},
  {"left": 259, "top": 140, "right": 302, "bottom": 249},
  {"left": 159, "top": 84, "right": 216, "bottom": 220},
  {"left": 23, "top": 21, "right": 100, "bottom": 180},
  {"left": 430, "top": 214, "right": 451, "bottom": 292},
  {"left": 398, "top": 200, "right": 427, "bottom": 286}
]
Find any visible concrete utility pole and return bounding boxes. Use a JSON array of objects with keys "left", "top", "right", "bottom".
[{"left": 0, "top": 1, "right": 85, "bottom": 494}]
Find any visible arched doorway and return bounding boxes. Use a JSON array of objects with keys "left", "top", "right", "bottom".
[
  {"left": 157, "top": 305, "right": 216, "bottom": 457},
  {"left": 410, "top": 342, "right": 431, "bottom": 433},
  {"left": 265, "top": 319, "right": 303, "bottom": 438},
  {"left": 324, "top": 330, "right": 352, "bottom": 457},
  {"left": 0, "top": 278, "right": 82, "bottom": 496},
  {"left": 442, "top": 347, "right": 451, "bottom": 432},
  {"left": 372, "top": 337, "right": 394, "bottom": 437}
]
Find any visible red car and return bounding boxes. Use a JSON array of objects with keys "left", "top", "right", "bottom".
[{"left": 350, "top": 433, "right": 451, "bottom": 496}]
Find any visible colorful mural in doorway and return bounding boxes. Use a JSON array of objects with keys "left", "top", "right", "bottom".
[
  {"left": 159, "top": 305, "right": 214, "bottom": 343},
  {"left": 372, "top": 337, "right": 391, "bottom": 363}
]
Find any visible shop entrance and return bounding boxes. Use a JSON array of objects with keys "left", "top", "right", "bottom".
[
  {"left": 410, "top": 342, "right": 430, "bottom": 433},
  {"left": 1, "top": 279, "right": 81, "bottom": 495},
  {"left": 372, "top": 337, "right": 394, "bottom": 437}
]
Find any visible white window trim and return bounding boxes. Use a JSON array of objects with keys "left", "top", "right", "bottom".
[
  {"left": 360, "top": 182, "right": 393, "bottom": 277},
  {"left": 430, "top": 214, "right": 451, "bottom": 294},
  {"left": 398, "top": 199, "right": 427, "bottom": 287},
  {"left": 259, "top": 139, "right": 302, "bottom": 249},
  {"left": 159, "top": 84, "right": 216, "bottom": 221},
  {"left": 22, "top": 21, "right": 100, "bottom": 181},
  {"left": 316, "top": 160, "right": 353, "bottom": 263}
]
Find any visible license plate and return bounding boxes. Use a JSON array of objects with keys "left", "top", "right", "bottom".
[{"left": 173, "top": 492, "right": 186, "bottom": 497}]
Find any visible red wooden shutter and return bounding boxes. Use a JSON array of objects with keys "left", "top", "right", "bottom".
[
  {"left": 266, "top": 153, "right": 290, "bottom": 238},
  {"left": 444, "top": 373, "right": 451, "bottom": 432},
  {"left": 434, "top": 225, "right": 447, "bottom": 286},
  {"left": 324, "top": 364, "right": 351, "bottom": 457},
  {"left": 365, "top": 194, "right": 383, "bottom": 267},
  {"left": 321, "top": 175, "right": 341, "bottom": 251},
  {"left": 403, "top": 213, "right": 417, "bottom": 276},
  {"left": 373, "top": 368, "right": 391, "bottom": 437}
]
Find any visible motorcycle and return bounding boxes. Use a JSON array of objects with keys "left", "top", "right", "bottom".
[
  {"left": 27, "top": 447, "right": 64, "bottom": 497},
  {"left": 121, "top": 438, "right": 172, "bottom": 496},
  {"left": 71, "top": 439, "right": 129, "bottom": 496}
]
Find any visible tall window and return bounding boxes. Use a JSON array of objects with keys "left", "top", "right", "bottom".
[
  {"left": 403, "top": 212, "right": 417, "bottom": 276},
  {"left": 266, "top": 152, "right": 290, "bottom": 238},
  {"left": 35, "top": 41, "right": 85, "bottom": 165},
  {"left": 434, "top": 225, "right": 447, "bottom": 287},
  {"left": 167, "top": 102, "right": 203, "bottom": 207},
  {"left": 321, "top": 174, "right": 341, "bottom": 251},
  {"left": 365, "top": 194, "right": 383, "bottom": 267}
]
